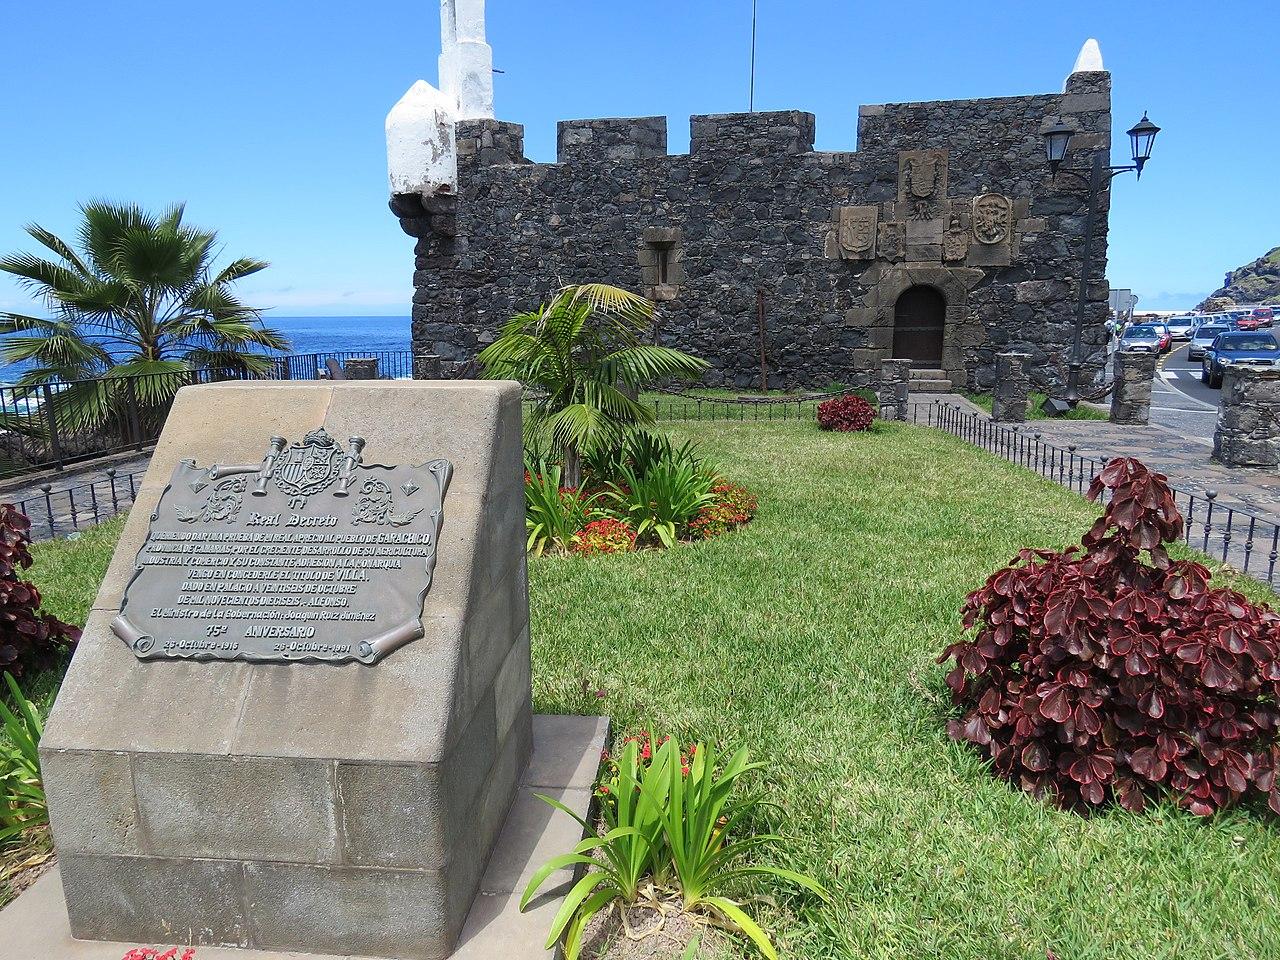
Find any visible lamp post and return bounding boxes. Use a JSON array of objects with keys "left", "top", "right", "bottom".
[{"left": 1042, "top": 112, "right": 1160, "bottom": 412}]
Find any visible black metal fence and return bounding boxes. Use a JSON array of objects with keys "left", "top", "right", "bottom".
[
  {"left": 0, "top": 351, "right": 432, "bottom": 481},
  {"left": 13, "top": 467, "right": 146, "bottom": 541},
  {"left": 916, "top": 400, "right": 1280, "bottom": 586},
  {"left": 271, "top": 350, "right": 419, "bottom": 381},
  {"left": 649, "top": 389, "right": 860, "bottom": 422}
]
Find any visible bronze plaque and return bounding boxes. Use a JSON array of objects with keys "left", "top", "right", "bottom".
[{"left": 113, "top": 428, "right": 452, "bottom": 664}]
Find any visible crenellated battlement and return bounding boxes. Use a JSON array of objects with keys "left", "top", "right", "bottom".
[
  {"left": 557, "top": 117, "right": 667, "bottom": 162},
  {"left": 404, "top": 65, "right": 1115, "bottom": 395}
]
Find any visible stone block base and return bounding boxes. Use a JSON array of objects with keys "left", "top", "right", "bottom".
[{"left": 0, "top": 715, "right": 608, "bottom": 960}]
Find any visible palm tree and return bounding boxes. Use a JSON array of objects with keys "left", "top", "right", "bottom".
[
  {"left": 0, "top": 201, "right": 288, "bottom": 430},
  {"left": 478, "top": 283, "right": 707, "bottom": 487}
]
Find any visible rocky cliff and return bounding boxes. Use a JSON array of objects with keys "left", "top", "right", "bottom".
[{"left": 1200, "top": 246, "right": 1280, "bottom": 309}]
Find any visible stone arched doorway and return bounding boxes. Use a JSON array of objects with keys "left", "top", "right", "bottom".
[{"left": 892, "top": 285, "right": 946, "bottom": 367}]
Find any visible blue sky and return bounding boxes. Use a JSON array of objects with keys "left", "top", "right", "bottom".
[{"left": 1, "top": 0, "right": 1274, "bottom": 316}]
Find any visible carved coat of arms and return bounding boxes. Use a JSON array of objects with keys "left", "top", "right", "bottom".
[
  {"left": 972, "top": 193, "right": 1012, "bottom": 245},
  {"left": 838, "top": 205, "right": 878, "bottom": 259},
  {"left": 878, "top": 221, "right": 905, "bottom": 262},
  {"left": 274, "top": 428, "right": 344, "bottom": 506},
  {"left": 943, "top": 213, "right": 969, "bottom": 262},
  {"left": 905, "top": 154, "right": 940, "bottom": 199}
]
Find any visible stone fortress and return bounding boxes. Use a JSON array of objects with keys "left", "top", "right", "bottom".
[{"left": 389, "top": 3, "right": 1114, "bottom": 394}]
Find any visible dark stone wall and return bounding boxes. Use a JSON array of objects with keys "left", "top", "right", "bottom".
[{"left": 396, "top": 72, "right": 1113, "bottom": 391}]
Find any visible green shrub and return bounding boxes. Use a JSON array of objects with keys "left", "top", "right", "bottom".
[
  {"left": 523, "top": 460, "right": 603, "bottom": 557},
  {"left": 607, "top": 462, "right": 716, "bottom": 549}
]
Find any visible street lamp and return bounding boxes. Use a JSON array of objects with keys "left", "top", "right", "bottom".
[{"left": 1041, "top": 111, "right": 1161, "bottom": 412}]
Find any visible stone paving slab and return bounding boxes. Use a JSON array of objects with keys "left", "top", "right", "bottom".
[{"left": 0, "top": 714, "right": 609, "bottom": 960}]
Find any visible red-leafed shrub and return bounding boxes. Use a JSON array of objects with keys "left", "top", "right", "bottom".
[
  {"left": 0, "top": 504, "right": 79, "bottom": 677},
  {"left": 570, "top": 517, "right": 637, "bottom": 556},
  {"left": 689, "top": 481, "right": 759, "bottom": 539},
  {"left": 941, "top": 457, "right": 1280, "bottom": 816},
  {"left": 816, "top": 394, "right": 876, "bottom": 432}
]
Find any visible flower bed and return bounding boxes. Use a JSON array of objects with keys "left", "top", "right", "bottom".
[{"left": 524, "top": 431, "right": 757, "bottom": 555}]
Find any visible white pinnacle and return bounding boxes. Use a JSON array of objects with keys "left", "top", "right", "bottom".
[
  {"left": 1071, "top": 38, "right": 1104, "bottom": 74},
  {"left": 386, "top": 80, "right": 458, "bottom": 199}
]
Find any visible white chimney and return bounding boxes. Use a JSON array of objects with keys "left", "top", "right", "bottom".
[{"left": 440, "top": 0, "right": 495, "bottom": 120}]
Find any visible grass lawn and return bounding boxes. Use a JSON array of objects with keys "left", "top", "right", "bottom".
[
  {"left": 7, "top": 425, "right": 1280, "bottom": 957},
  {"left": 965, "top": 390, "right": 1109, "bottom": 421}
]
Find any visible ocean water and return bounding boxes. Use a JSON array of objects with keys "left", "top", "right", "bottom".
[
  {"left": 264, "top": 315, "right": 411, "bottom": 356},
  {"left": 0, "top": 315, "right": 413, "bottom": 383}
]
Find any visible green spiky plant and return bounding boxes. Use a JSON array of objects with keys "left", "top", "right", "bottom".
[
  {"left": 478, "top": 284, "right": 707, "bottom": 487},
  {"left": 0, "top": 672, "right": 47, "bottom": 845},
  {"left": 0, "top": 201, "right": 288, "bottom": 434},
  {"left": 522, "top": 736, "right": 828, "bottom": 960}
]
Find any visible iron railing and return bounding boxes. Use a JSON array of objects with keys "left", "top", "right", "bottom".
[
  {"left": 0, "top": 352, "right": 438, "bottom": 481},
  {"left": 271, "top": 350, "right": 420, "bottom": 381},
  {"left": 916, "top": 400, "right": 1280, "bottom": 585},
  {"left": 649, "top": 388, "right": 861, "bottom": 422},
  {"left": 13, "top": 467, "right": 145, "bottom": 541}
]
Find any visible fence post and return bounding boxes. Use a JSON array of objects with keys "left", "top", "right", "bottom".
[
  {"left": 41, "top": 383, "right": 65, "bottom": 469},
  {"left": 991, "top": 352, "right": 1031, "bottom": 423},
  {"left": 1213, "top": 367, "right": 1280, "bottom": 469},
  {"left": 40, "top": 483, "right": 54, "bottom": 538},
  {"left": 1110, "top": 350, "right": 1157, "bottom": 425}
]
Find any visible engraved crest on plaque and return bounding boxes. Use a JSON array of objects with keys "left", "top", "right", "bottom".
[
  {"left": 972, "top": 193, "right": 1012, "bottom": 245},
  {"left": 112, "top": 429, "right": 453, "bottom": 665},
  {"left": 943, "top": 213, "right": 969, "bottom": 262},
  {"left": 273, "top": 428, "right": 344, "bottom": 508}
]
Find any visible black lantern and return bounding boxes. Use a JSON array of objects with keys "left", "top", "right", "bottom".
[
  {"left": 1042, "top": 120, "right": 1074, "bottom": 172},
  {"left": 1127, "top": 112, "right": 1160, "bottom": 177}
]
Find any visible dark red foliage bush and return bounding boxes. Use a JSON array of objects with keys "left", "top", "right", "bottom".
[
  {"left": 816, "top": 394, "right": 876, "bottom": 432},
  {"left": 941, "top": 457, "right": 1280, "bottom": 816},
  {"left": 0, "top": 503, "right": 79, "bottom": 677}
]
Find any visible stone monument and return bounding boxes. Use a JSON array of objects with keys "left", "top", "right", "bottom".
[{"left": 39, "top": 381, "right": 533, "bottom": 959}]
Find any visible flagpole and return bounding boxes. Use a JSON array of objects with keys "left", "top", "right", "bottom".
[{"left": 749, "top": 0, "right": 758, "bottom": 112}]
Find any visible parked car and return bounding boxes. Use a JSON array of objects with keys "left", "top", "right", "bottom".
[
  {"left": 1163, "top": 315, "right": 1196, "bottom": 340},
  {"left": 1252, "top": 306, "right": 1274, "bottom": 327},
  {"left": 1201, "top": 331, "right": 1280, "bottom": 388},
  {"left": 1188, "top": 323, "right": 1231, "bottom": 361},
  {"left": 1118, "top": 324, "right": 1166, "bottom": 353}
]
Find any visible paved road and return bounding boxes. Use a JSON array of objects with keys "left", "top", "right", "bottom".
[{"left": 1150, "top": 342, "right": 1221, "bottom": 442}]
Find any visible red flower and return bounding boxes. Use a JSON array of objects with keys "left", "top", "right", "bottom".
[{"left": 569, "top": 517, "right": 637, "bottom": 556}]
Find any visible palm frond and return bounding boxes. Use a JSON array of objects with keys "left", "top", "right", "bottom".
[{"left": 213, "top": 257, "right": 269, "bottom": 285}]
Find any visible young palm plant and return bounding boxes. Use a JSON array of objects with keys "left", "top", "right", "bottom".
[
  {"left": 0, "top": 201, "right": 288, "bottom": 433},
  {"left": 478, "top": 284, "right": 707, "bottom": 487}
]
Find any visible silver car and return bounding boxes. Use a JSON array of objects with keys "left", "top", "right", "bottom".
[
  {"left": 1188, "top": 323, "right": 1230, "bottom": 361},
  {"left": 1117, "top": 325, "right": 1163, "bottom": 353},
  {"left": 1164, "top": 315, "right": 1196, "bottom": 340}
]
